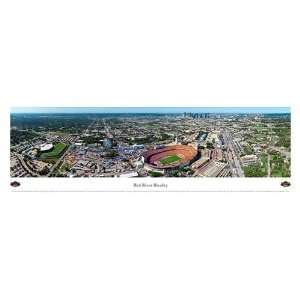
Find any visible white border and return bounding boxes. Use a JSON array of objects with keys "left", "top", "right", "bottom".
[
  {"left": 10, "top": 177, "right": 292, "bottom": 192},
  {"left": 9, "top": 107, "right": 292, "bottom": 192}
]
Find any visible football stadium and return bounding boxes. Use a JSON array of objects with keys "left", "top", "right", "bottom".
[{"left": 143, "top": 145, "right": 198, "bottom": 170}]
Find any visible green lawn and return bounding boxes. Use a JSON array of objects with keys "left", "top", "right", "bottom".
[
  {"left": 40, "top": 142, "right": 67, "bottom": 160},
  {"left": 243, "top": 154, "right": 268, "bottom": 177},
  {"left": 270, "top": 154, "right": 290, "bottom": 177},
  {"left": 149, "top": 171, "right": 164, "bottom": 177},
  {"left": 243, "top": 153, "right": 290, "bottom": 177},
  {"left": 160, "top": 155, "right": 181, "bottom": 165}
]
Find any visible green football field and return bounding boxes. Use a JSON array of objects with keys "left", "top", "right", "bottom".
[
  {"left": 40, "top": 142, "right": 67, "bottom": 159},
  {"left": 160, "top": 155, "right": 182, "bottom": 165}
]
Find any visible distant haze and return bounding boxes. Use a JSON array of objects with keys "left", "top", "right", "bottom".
[{"left": 11, "top": 107, "right": 290, "bottom": 114}]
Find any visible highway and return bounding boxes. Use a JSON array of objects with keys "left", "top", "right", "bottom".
[
  {"left": 222, "top": 130, "right": 244, "bottom": 177},
  {"left": 47, "top": 145, "right": 71, "bottom": 177},
  {"left": 103, "top": 119, "right": 114, "bottom": 138}
]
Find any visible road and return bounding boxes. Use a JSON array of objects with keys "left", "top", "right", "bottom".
[
  {"left": 16, "top": 153, "right": 40, "bottom": 177},
  {"left": 47, "top": 145, "right": 71, "bottom": 177},
  {"left": 47, "top": 118, "right": 98, "bottom": 176},
  {"left": 222, "top": 130, "right": 244, "bottom": 177},
  {"left": 103, "top": 119, "right": 114, "bottom": 138},
  {"left": 267, "top": 154, "right": 271, "bottom": 177}
]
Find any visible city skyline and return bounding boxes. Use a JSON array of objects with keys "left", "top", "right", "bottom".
[
  {"left": 11, "top": 109, "right": 291, "bottom": 179},
  {"left": 11, "top": 107, "right": 290, "bottom": 114}
]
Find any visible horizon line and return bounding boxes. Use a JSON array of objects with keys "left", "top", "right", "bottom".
[{"left": 11, "top": 107, "right": 291, "bottom": 114}]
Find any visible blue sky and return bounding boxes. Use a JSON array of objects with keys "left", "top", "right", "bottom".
[{"left": 11, "top": 107, "right": 290, "bottom": 114}]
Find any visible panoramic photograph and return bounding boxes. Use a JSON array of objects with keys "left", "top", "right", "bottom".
[{"left": 10, "top": 107, "right": 291, "bottom": 178}]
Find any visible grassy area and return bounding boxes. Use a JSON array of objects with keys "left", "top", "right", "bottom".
[
  {"left": 59, "top": 162, "right": 71, "bottom": 173},
  {"left": 270, "top": 154, "right": 290, "bottom": 177},
  {"left": 244, "top": 153, "right": 290, "bottom": 177},
  {"left": 272, "top": 124, "right": 291, "bottom": 149},
  {"left": 149, "top": 171, "right": 164, "bottom": 177},
  {"left": 160, "top": 155, "right": 181, "bottom": 165},
  {"left": 243, "top": 154, "right": 268, "bottom": 177},
  {"left": 243, "top": 144, "right": 253, "bottom": 155},
  {"left": 40, "top": 142, "right": 67, "bottom": 160}
]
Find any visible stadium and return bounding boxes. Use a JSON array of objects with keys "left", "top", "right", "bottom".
[
  {"left": 39, "top": 143, "right": 54, "bottom": 152},
  {"left": 143, "top": 145, "right": 198, "bottom": 170}
]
